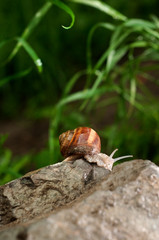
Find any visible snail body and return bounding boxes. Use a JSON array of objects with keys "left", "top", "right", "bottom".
[{"left": 59, "top": 127, "right": 133, "bottom": 171}]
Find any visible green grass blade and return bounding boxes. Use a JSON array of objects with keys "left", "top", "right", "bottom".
[
  {"left": 94, "top": 28, "right": 133, "bottom": 71},
  {"left": 0, "top": 38, "right": 15, "bottom": 66},
  {"left": 110, "top": 28, "right": 133, "bottom": 50},
  {"left": 106, "top": 46, "right": 128, "bottom": 73},
  {"left": 16, "top": 38, "right": 43, "bottom": 72},
  {"left": 57, "top": 87, "right": 106, "bottom": 108},
  {"left": 57, "top": 89, "right": 94, "bottom": 107},
  {"left": 129, "top": 41, "right": 149, "bottom": 48},
  {"left": 0, "top": 150, "right": 12, "bottom": 174},
  {"left": 64, "top": 69, "right": 87, "bottom": 96},
  {"left": 0, "top": 38, "right": 14, "bottom": 49},
  {"left": 0, "top": 134, "right": 8, "bottom": 147},
  {"left": 151, "top": 15, "right": 159, "bottom": 28},
  {"left": 98, "top": 97, "right": 118, "bottom": 108},
  {"left": 70, "top": 0, "right": 127, "bottom": 21},
  {"left": 49, "top": 107, "right": 62, "bottom": 161},
  {"left": 80, "top": 70, "right": 106, "bottom": 110},
  {"left": 51, "top": 0, "right": 75, "bottom": 29},
  {"left": 129, "top": 77, "right": 137, "bottom": 108},
  {"left": 1, "top": 37, "right": 42, "bottom": 72},
  {"left": 124, "top": 19, "right": 155, "bottom": 29},
  {"left": 0, "top": 68, "right": 31, "bottom": 88},
  {"left": 8, "top": 1, "right": 52, "bottom": 61},
  {"left": 92, "top": 70, "right": 106, "bottom": 90},
  {"left": 144, "top": 27, "right": 159, "bottom": 40},
  {"left": 81, "top": 70, "right": 109, "bottom": 110},
  {"left": 12, "top": 155, "right": 30, "bottom": 172},
  {"left": 87, "top": 22, "right": 115, "bottom": 71},
  {"left": 114, "top": 85, "right": 144, "bottom": 112}
]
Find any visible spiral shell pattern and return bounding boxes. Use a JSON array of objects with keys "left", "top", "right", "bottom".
[{"left": 59, "top": 127, "right": 101, "bottom": 158}]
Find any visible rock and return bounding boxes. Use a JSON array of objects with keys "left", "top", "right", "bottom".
[
  {"left": 1, "top": 159, "right": 159, "bottom": 240},
  {"left": 0, "top": 159, "right": 109, "bottom": 226}
]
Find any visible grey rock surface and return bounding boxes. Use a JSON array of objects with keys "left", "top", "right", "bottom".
[
  {"left": 1, "top": 159, "right": 159, "bottom": 240},
  {"left": 0, "top": 159, "right": 109, "bottom": 227}
]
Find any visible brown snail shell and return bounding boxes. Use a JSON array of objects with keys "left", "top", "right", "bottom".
[
  {"left": 59, "top": 127, "right": 101, "bottom": 158},
  {"left": 59, "top": 127, "right": 133, "bottom": 171}
]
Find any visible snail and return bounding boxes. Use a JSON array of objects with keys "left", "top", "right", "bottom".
[{"left": 59, "top": 127, "right": 133, "bottom": 171}]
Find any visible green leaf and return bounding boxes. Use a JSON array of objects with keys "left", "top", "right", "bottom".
[
  {"left": 129, "top": 41, "right": 149, "bottom": 48},
  {"left": 64, "top": 69, "right": 87, "bottom": 96},
  {"left": 57, "top": 89, "right": 94, "bottom": 107},
  {"left": 94, "top": 28, "right": 133, "bottom": 71},
  {"left": 87, "top": 22, "right": 115, "bottom": 71},
  {"left": 50, "top": 0, "right": 75, "bottom": 29},
  {"left": 12, "top": 155, "right": 30, "bottom": 172},
  {"left": 0, "top": 150, "right": 12, "bottom": 174},
  {"left": 151, "top": 15, "right": 159, "bottom": 28},
  {"left": 70, "top": 0, "right": 127, "bottom": 21},
  {"left": 98, "top": 96, "right": 118, "bottom": 108},
  {"left": 106, "top": 46, "right": 128, "bottom": 73},
  {"left": 124, "top": 19, "right": 155, "bottom": 29},
  {"left": 0, "top": 37, "right": 42, "bottom": 71},
  {"left": 80, "top": 70, "right": 106, "bottom": 110},
  {"left": 114, "top": 85, "right": 144, "bottom": 112},
  {"left": 16, "top": 38, "right": 43, "bottom": 72},
  {"left": 0, "top": 134, "right": 8, "bottom": 147},
  {"left": 130, "top": 77, "right": 137, "bottom": 107},
  {"left": 144, "top": 27, "right": 159, "bottom": 40},
  {"left": 92, "top": 70, "right": 106, "bottom": 90},
  {"left": 8, "top": 1, "right": 52, "bottom": 60},
  {"left": 57, "top": 87, "right": 106, "bottom": 107},
  {"left": 0, "top": 68, "right": 31, "bottom": 88},
  {"left": 0, "top": 38, "right": 14, "bottom": 49}
]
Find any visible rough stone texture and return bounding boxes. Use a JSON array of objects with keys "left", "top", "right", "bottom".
[
  {"left": 0, "top": 159, "right": 109, "bottom": 227},
  {"left": 1, "top": 159, "right": 159, "bottom": 240}
]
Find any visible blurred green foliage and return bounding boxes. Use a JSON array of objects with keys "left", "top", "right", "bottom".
[
  {"left": 0, "top": 134, "right": 31, "bottom": 185},
  {"left": 0, "top": 0, "right": 159, "bottom": 185}
]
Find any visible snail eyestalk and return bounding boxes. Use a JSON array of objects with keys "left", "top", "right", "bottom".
[
  {"left": 109, "top": 148, "right": 133, "bottom": 162},
  {"left": 109, "top": 148, "right": 118, "bottom": 158},
  {"left": 114, "top": 155, "right": 133, "bottom": 162}
]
